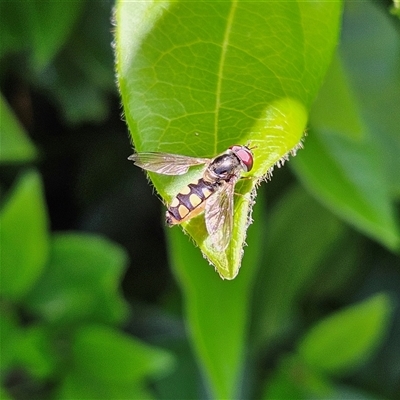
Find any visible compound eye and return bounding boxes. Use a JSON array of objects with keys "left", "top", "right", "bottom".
[{"left": 230, "top": 145, "right": 254, "bottom": 172}]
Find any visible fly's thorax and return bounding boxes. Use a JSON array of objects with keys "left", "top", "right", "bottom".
[
  {"left": 165, "top": 178, "right": 215, "bottom": 226},
  {"left": 206, "top": 153, "right": 243, "bottom": 182}
]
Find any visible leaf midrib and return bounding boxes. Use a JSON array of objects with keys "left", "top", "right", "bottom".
[{"left": 214, "top": 0, "right": 237, "bottom": 154}]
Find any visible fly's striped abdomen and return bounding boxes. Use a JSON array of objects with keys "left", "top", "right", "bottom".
[{"left": 166, "top": 178, "right": 215, "bottom": 226}]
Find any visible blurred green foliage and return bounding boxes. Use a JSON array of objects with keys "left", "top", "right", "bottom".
[
  {"left": 0, "top": 94, "right": 37, "bottom": 163},
  {"left": 0, "top": 171, "right": 174, "bottom": 399},
  {"left": 1, "top": 1, "right": 400, "bottom": 399}
]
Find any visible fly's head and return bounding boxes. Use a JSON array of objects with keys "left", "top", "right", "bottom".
[
  {"left": 229, "top": 145, "right": 254, "bottom": 173},
  {"left": 205, "top": 145, "right": 254, "bottom": 182}
]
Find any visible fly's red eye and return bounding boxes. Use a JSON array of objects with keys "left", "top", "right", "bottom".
[{"left": 230, "top": 145, "right": 254, "bottom": 172}]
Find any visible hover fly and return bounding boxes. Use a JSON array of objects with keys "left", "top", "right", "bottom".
[{"left": 128, "top": 145, "right": 254, "bottom": 251}]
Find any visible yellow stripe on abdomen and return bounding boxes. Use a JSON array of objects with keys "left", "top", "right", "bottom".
[{"left": 166, "top": 178, "right": 215, "bottom": 225}]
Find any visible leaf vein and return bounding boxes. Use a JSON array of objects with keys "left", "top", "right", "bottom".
[{"left": 214, "top": 0, "right": 238, "bottom": 153}]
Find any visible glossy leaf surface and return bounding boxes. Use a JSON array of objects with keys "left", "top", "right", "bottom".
[{"left": 115, "top": 0, "right": 342, "bottom": 278}]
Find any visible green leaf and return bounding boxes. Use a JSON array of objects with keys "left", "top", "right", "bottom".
[
  {"left": 297, "top": 293, "right": 393, "bottom": 375},
  {"left": 262, "top": 354, "right": 381, "bottom": 400},
  {"left": 0, "top": 386, "right": 12, "bottom": 400},
  {"left": 57, "top": 324, "right": 174, "bottom": 399},
  {"left": 58, "top": 375, "right": 154, "bottom": 400},
  {"left": 391, "top": 1, "right": 400, "bottom": 18},
  {"left": 330, "top": 384, "right": 382, "bottom": 400},
  {"left": 292, "top": 54, "right": 400, "bottom": 251},
  {"left": 115, "top": 0, "right": 342, "bottom": 278},
  {"left": 306, "top": 233, "right": 361, "bottom": 301},
  {"left": 262, "top": 355, "right": 335, "bottom": 400},
  {"left": 0, "top": 94, "right": 37, "bottom": 163},
  {"left": 153, "top": 339, "right": 203, "bottom": 400},
  {"left": 35, "top": 1, "right": 116, "bottom": 125},
  {"left": 251, "top": 185, "right": 345, "bottom": 348},
  {"left": 72, "top": 325, "right": 174, "bottom": 382},
  {"left": 24, "top": 233, "right": 129, "bottom": 326},
  {"left": 11, "top": 325, "right": 56, "bottom": 379},
  {"left": 0, "top": 170, "right": 49, "bottom": 301},
  {"left": 0, "top": 0, "right": 85, "bottom": 69},
  {"left": 0, "top": 313, "right": 55, "bottom": 380},
  {"left": 309, "top": 55, "right": 365, "bottom": 142},
  {"left": 0, "top": 311, "right": 20, "bottom": 372},
  {"left": 341, "top": 0, "right": 400, "bottom": 197},
  {"left": 168, "top": 189, "right": 265, "bottom": 399}
]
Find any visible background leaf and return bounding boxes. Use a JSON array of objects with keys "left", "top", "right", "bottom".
[
  {"left": 57, "top": 324, "right": 174, "bottom": 400},
  {"left": 34, "top": 1, "right": 116, "bottom": 125},
  {"left": 0, "top": 0, "right": 85, "bottom": 69},
  {"left": 23, "top": 233, "right": 129, "bottom": 326},
  {"left": 168, "top": 189, "right": 265, "bottom": 399},
  {"left": 251, "top": 185, "right": 346, "bottom": 349},
  {"left": 292, "top": 54, "right": 400, "bottom": 251},
  {"left": 297, "top": 293, "right": 393, "bottom": 374},
  {"left": 262, "top": 293, "right": 394, "bottom": 399},
  {"left": 262, "top": 355, "right": 335, "bottom": 400},
  {"left": 340, "top": 0, "right": 400, "bottom": 198},
  {"left": 0, "top": 170, "right": 49, "bottom": 300},
  {"left": 0, "top": 94, "right": 37, "bottom": 163},
  {"left": 0, "top": 312, "right": 20, "bottom": 373},
  {"left": 0, "top": 386, "right": 12, "bottom": 400},
  {"left": 6, "top": 324, "right": 56, "bottom": 380},
  {"left": 73, "top": 325, "right": 174, "bottom": 381}
]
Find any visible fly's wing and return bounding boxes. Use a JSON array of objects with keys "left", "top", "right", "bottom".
[
  {"left": 205, "top": 180, "right": 236, "bottom": 251},
  {"left": 128, "top": 152, "right": 209, "bottom": 175}
]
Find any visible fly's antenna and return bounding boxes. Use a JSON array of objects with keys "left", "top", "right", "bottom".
[{"left": 246, "top": 142, "right": 258, "bottom": 151}]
